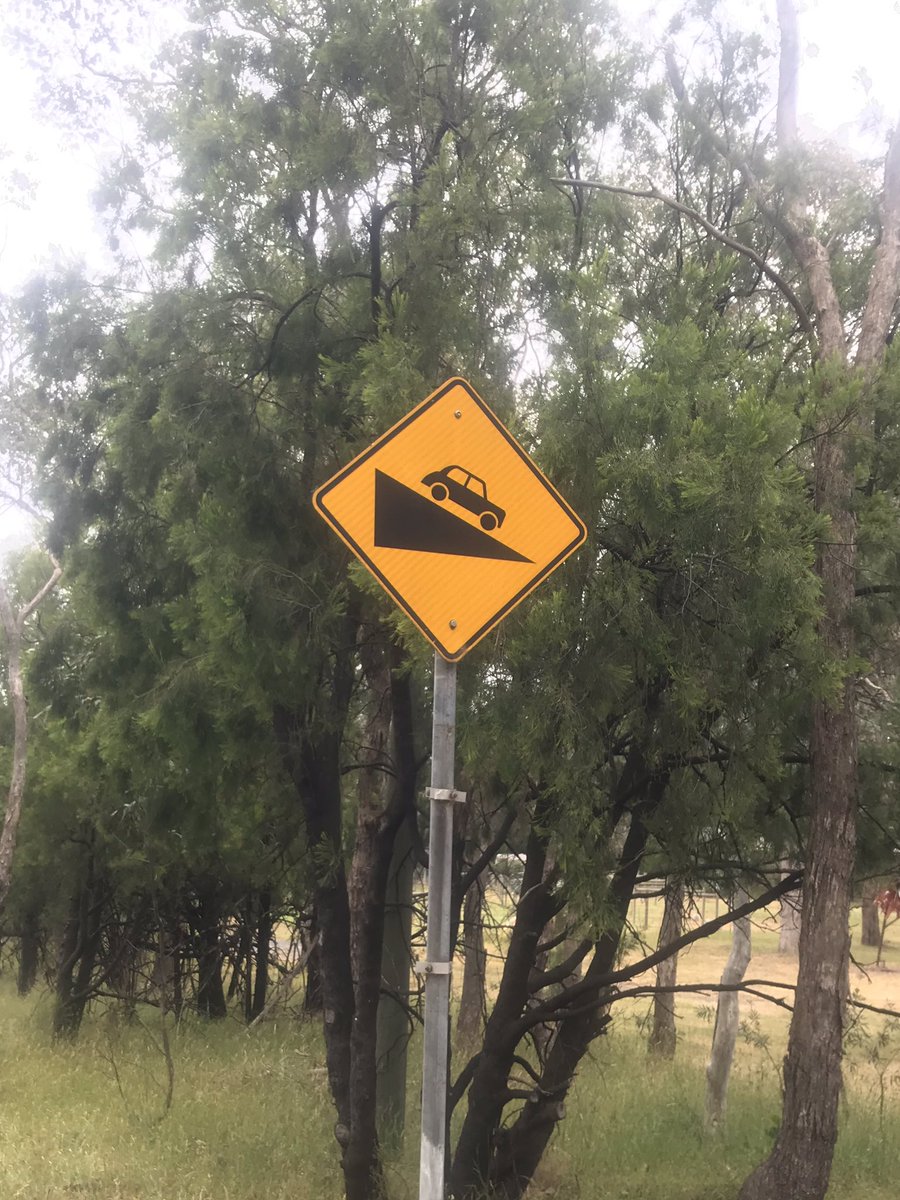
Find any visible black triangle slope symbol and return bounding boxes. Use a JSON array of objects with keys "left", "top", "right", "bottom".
[{"left": 373, "top": 471, "right": 532, "bottom": 562}]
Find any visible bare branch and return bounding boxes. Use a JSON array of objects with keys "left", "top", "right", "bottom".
[
  {"left": 665, "top": 33, "right": 847, "bottom": 359},
  {"left": 515, "top": 871, "right": 802, "bottom": 1034},
  {"left": 612, "top": 980, "right": 794, "bottom": 1015},
  {"left": 19, "top": 554, "right": 62, "bottom": 625},
  {"left": 0, "top": 487, "right": 45, "bottom": 524},
  {"left": 856, "top": 120, "right": 900, "bottom": 370},
  {"left": 550, "top": 176, "right": 815, "bottom": 339}
]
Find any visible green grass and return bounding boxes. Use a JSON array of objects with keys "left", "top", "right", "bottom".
[
  {"left": 1, "top": 933, "right": 898, "bottom": 1200},
  {"left": 0, "top": 985, "right": 342, "bottom": 1200},
  {"left": 549, "top": 1029, "right": 900, "bottom": 1200}
]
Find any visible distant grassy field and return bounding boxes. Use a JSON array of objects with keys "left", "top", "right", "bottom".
[{"left": 0, "top": 898, "right": 897, "bottom": 1199}]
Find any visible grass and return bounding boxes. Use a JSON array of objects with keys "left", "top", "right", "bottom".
[
  {"left": 0, "top": 895, "right": 898, "bottom": 1200},
  {"left": 553, "top": 1032, "right": 900, "bottom": 1200},
  {"left": 0, "top": 986, "right": 342, "bottom": 1200}
]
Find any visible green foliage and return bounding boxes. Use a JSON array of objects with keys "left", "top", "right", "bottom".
[{"left": 3, "top": 4, "right": 900, "bottom": 1192}]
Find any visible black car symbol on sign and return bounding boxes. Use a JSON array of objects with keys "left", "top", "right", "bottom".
[{"left": 421, "top": 465, "right": 506, "bottom": 532}]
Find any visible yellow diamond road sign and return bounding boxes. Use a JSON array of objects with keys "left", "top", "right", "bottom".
[{"left": 313, "top": 377, "right": 587, "bottom": 661}]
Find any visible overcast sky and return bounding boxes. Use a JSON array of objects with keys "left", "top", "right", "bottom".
[{"left": 2, "top": 0, "right": 900, "bottom": 555}]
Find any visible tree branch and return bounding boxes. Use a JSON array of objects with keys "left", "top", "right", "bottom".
[
  {"left": 459, "top": 805, "right": 518, "bottom": 899},
  {"left": 856, "top": 118, "right": 900, "bottom": 370},
  {"left": 550, "top": 176, "right": 815, "bottom": 340},
  {"left": 19, "top": 554, "right": 62, "bottom": 625},
  {"left": 516, "top": 871, "right": 802, "bottom": 1032}
]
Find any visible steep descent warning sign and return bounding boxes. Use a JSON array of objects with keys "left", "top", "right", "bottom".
[{"left": 313, "top": 377, "right": 587, "bottom": 661}]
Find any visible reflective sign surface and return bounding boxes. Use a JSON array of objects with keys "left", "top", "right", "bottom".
[{"left": 313, "top": 378, "right": 587, "bottom": 661}]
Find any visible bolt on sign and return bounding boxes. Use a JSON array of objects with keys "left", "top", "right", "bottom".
[{"left": 313, "top": 377, "right": 587, "bottom": 661}]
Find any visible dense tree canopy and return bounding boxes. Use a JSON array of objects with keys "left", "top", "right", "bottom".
[{"left": 2, "top": 3, "right": 900, "bottom": 1199}]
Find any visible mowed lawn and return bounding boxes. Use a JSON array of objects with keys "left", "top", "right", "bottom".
[{"left": 0, "top": 901, "right": 898, "bottom": 1200}]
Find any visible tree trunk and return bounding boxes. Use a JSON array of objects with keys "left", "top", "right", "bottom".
[
  {"left": 739, "top": 6, "right": 900, "bottom": 1196},
  {"left": 53, "top": 897, "right": 82, "bottom": 1038},
  {"left": 17, "top": 907, "right": 40, "bottom": 996},
  {"left": 0, "top": 556, "right": 62, "bottom": 916},
  {"left": 275, "top": 610, "right": 399, "bottom": 1200},
  {"left": 706, "top": 888, "right": 752, "bottom": 1130},
  {"left": 483, "top": 798, "right": 657, "bottom": 1200},
  {"left": 343, "top": 636, "right": 415, "bottom": 1200},
  {"left": 778, "top": 859, "right": 802, "bottom": 954},
  {"left": 449, "top": 820, "right": 560, "bottom": 1200},
  {"left": 192, "top": 884, "right": 227, "bottom": 1020},
  {"left": 456, "top": 868, "right": 487, "bottom": 1048},
  {"left": 250, "top": 890, "right": 272, "bottom": 1022},
  {"left": 52, "top": 859, "right": 104, "bottom": 1040},
  {"left": 375, "top": 818, "right": 415, "bottom": 1153},
  {"left": 648, "top": 880, "right": 683, "bottom": 1059},
  {"left": 860, "top": 882, "right": 881, "bottom": 947},
  {"left": 304, "top": 906, "right": 324, "bottom": 1014},
  {"left": 274, "top": 659, "right": 356, "bottom": 1154}
]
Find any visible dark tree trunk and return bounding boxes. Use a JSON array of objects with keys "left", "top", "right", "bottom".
[
  {"left": 344, "top": 814, "right": 397, "bottom": 1199},
  {"left": 376, "top": 817, "right": 415, "bottom": 1153},
  {"left": 376, "top": 652, "right": 420, "bottom": 1154},
  {"left": 456, "top": 867, "right": 487, "bottom": 1047},
  {"left": 250, "top": 890, "right": 272, "bottom": 1022},
  {"left": 485, "top": 801, "right": 656, "bottom": 1200},
  {"left": 343, "top": 636, "right": 415, "bottom": 1198},
  {"left": 648, "top": 879, "right": 683, "bottom": 1059},
  {"left": 17, "top": 907, "right": 40, "bottom": 996},
  {"left": 192, "top": 884, "right": 227, "bottom": 1020},
  {"left": 861, "top": 882, "right": 881, "bottom": 947},
  {"left": 274, "top": 647, "right": 358, "bottom": 1188},
  {"left": 53, "top": 898, "right": 82, "bottom": 1038},
  {"left": 53, "top": 860, "right": 105, "bottom": 1040},
  {"left": 449, "top": 820, "right": 559, "bottom": 1198}
]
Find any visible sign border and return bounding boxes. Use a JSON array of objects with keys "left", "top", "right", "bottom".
[{"left": 313, "top": 377, "right": 587, "bottom": 661}]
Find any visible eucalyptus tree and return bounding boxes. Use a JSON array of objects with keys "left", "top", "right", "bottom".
[
  {"left": 0, "top": 297, "right": 63, "bottom": 920},
  {"left": 554, "top": 4, "right": 900, "bottom": 1197},
  {"left": 0, "top": 547, "right": 61, "bottom": 916}
]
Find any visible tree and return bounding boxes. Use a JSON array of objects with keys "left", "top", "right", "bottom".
[
  {"left": 556, "top": 3, "right": 900, "bottom": 1192},
  {"left": 0, "top": 546, "right": 62, "bottom": 913},
  {"left": 0, "top": 297, "right": 63, "bottom": 917},
  {"left": 737, "top": 3, "right": 900, "bottom": 1195},
  {"left": 648, "top": 880, "right": 683, "bottom": 1059},
  {"left": 705, "top": 886, "right": 752, "bottom": 1130},
  {"left": 10, "top": 4, "right": 900, "bottom": 1199}
]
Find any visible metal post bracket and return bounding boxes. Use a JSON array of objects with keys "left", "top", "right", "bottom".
[
  {"left": 425, "top": 786, "right": 467, "bottom": 804},
  {"left": 414, "top": 960, "right": 452, "bottom": 976}
]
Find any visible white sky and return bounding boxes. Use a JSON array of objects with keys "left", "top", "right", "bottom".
[{"left": 1, "top": 0, "right": 900, "bottom": 555}]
